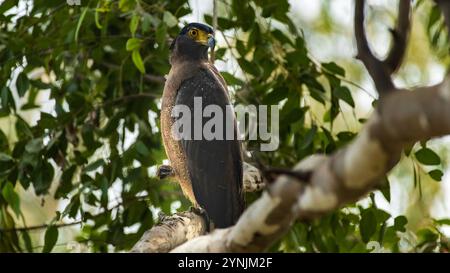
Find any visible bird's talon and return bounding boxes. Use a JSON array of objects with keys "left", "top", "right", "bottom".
[
  {"left": 157, "top": 211, "right": 167, "bottom": 222},
  {"left": 191, "top": 206, "right": 212, "bottom": 232}
]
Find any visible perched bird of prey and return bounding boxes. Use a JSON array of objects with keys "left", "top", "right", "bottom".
[{"left": 159, "top": 23, "right": 244, "bottom": 228}]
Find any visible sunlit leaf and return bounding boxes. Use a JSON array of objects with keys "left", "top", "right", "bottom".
[
  {"left": 2, "top": 182, "right": 21, "bottom": 217},
  {"left": 415, "top": 148, "right": 441, "bottom": 165},
  {"left": 428, "top": 169, "right": 443, "bottom": 181},
  {"left": 132, "top": 49, "right": 146, "bottom": 74}
]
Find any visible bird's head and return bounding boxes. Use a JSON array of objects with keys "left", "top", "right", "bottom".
[{"left": 170, "top": 23, "right": 216, "bottom": 63}]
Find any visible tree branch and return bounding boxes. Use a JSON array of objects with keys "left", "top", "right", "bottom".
[
  {"left": 99, "top": 62, "right": 166, "bottom": 84},
  {"left": 144, "top": 73, "right": 166, "bottom": 84},
  {"left": 169, "top": 77, "right": 450, "bottom": 252},
  {"left": 355, "top": 0, "right": 395, "bottom": 95},
  {"left": 383, "top": 0, "right": 411, "bottom": 73},
  {"left": 130, "top": 211, "right": 206, "bottom": 253},
  {"left": 0, "top": 221, "right": 82, "bottom": 233},
  {"left": 354, "top": 0, "right": 413, "bottom": 96},
  {"left": 210, "top": 0, "right": 218, "bottom": 63},
  {"left": 101, "top": 93, "right": 159, "bottom": 108},
  {"left": 243, "top": 162, "right": 265, "bottom": 192},
  {"left": 130, "top": 162, "right": 265, "bottom": 252}
]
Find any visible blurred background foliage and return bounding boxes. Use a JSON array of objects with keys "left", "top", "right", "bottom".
[{"left": 0, "top": 0, "right": 449, "bottom": 252}]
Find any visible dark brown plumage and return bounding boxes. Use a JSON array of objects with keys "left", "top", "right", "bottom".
[{"left": 160, "top": 23, "right": 244, "bottom": 228}]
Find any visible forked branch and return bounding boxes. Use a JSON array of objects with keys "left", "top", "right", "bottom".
[{"left": 354, "top": 0, "right": 412, "bottom": 96}]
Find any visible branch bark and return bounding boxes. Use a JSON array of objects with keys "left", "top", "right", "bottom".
[
  {"left": 243, "top": 162, "right": 265, "bottom": 192},
  {"left": 131, "top": 162, "right": 265, "bottom": 252},
  {"left": 171, "top": 78, "right": 450, "bottom": 252},
  {"left": 130, "top": 211, "right": 206, "bottom": 253}
]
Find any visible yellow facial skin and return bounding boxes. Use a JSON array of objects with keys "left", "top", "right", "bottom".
[{"left": 187, "top": 27, "right": 213, "bottom": 46}]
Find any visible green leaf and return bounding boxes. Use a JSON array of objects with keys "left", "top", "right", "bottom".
[
  {"left": 334, "top": 86, "right": 355, "bottom": 107},
  {"left": 1, "top": 86, "right": 12, "bottom": 115},
  {"left": 435, "top": 218, "right": 450, "bottom": 226},
  {"left": 204, "top": 15, "right": 235, "bottom": 30},
  {"left": 301, "top": 125, "right": 317, "bottom": 149},
  {"left": 155, "top": 23, "right": 167, "bottom": 46},
  {"left": 281, "top": 108, "right": 305, "bottom": 124},
  {"left": 135, "top": 141, "right": 150, "bottom": 156},
  {"left": 215, "top": 47, "right": 227, "bottom": 60},
  {"left": 2, "top": 182, "right": 21, "bottom": 217},
  {"left": 163, "top": 11, "right": 178, "bottom": 28},
  {"left": 126, "top": 38, "right": 142, "bottom": 51},
  {"left": 37, "top": 112, "right": 58, "bottom": 130},
  {"left": 238, "top": 58, "right": 260, "bottom": 76},
  {"left": 0, "top": 0, "right": 19, "bottom": 14},
  {"left": 123, "top": 201, "right": 150, "bottom": 226},
  {"left": 221, "top": 72, "right": 244, "bottom": 86},
  {"left": 379, "top": 176, "right": 391, "bottom": 202},
  {"left": 29, "top": 80, "right": 52, "bottom": 90},
  {"left": 22, "top": 230, "right": 33, "bottom": 252},
  {"left": 0, "top": 152, "right": 13, "bottom": 162},
  {"left": 360, "top": 209, "right": 377, "bottom": 243},
  {"left": 119, "top": 0, "right": 135, "bottom": 11},
  {"left": 415, "top": 148, "right": 441, "bottom": 165},
  {"left": 428, "top": 169, "right": 443, "bottom": 181},
  {"left": 394, "top": 216, "right": 408, "bottom": 232},
  {"left": 16, "top": 72, "right": 29, "bottom": 97},
  {"left": 84, "top": 159, "right": 106, "bottom": 173},
  {"left": 42, "top": 225, "right": 58, "bottom": 253},
  {"left": 25, "top": 138, "right": 43, "bottom": 154},
  {"left": 322, "top": 62, "right": 346, "bottom": 77},
  {"left": 428, "top": 5, "right": 442, "bottom": 30},
  {"left": 129, "top": 14, "right": 140, "bottom": 35},
  {"left": 55, "top": 165, "right": 77, "bottom": 198},
  {"left": 33, "top": 161, "right": 55, "bottom": 195},
  {"left": 336, "top": 131, "right": 356, "bottom": 142},
  {"left": 142, "top": 14, "right": 153, "bottom": 33},
  {"left": 63, "top": 195, "right": 80, "bottom": 219},
  {"left": 132, "top": 49, "right": 146, "bottom": 74},
  {"left": 373, "top": 209, "right": 391, "bottom": 223},
  {"left": 417, "top": 228, "right": 439, "bottom": 245}
]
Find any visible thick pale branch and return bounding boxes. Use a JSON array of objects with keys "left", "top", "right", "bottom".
[
  {"left": 130, "top": 211, "right": 206, "bottom": 253},
  {"left": 169, "top": 77, "right": 450, "bottom": 252},
  {"left": 297, "top": 78, "right": 450, "bottom": 219},
  {"left": 243, "top": 162, "right": 265, "bottom": 192},
  {"left": 131, "top": 162, "right": 264, "bottom": 252}
]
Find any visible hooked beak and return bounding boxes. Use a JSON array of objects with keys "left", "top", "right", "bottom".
[{"left": 207, "top": 34, "right": 216, "bottom": 49}]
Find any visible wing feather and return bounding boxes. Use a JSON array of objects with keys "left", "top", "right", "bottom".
[{"left": 175, "top": 68, "right": 244, "bottom": 228}]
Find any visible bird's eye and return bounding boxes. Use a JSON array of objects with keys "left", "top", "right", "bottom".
[{"left": 189, "top": 29, "right": 198, "bottom": 37}]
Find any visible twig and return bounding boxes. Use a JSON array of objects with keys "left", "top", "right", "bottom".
[
  {"left": 210, "top": 0, "right": 218, "bottom": 63},
  {"left": 354, "top": 0, "right": 396, "bottom": 96},
  {"left": 383, "top": 0, "right": 412, "bottom": 73},
  {"left": 0, "top": 221, "right": 82, "bottom": 233}
]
